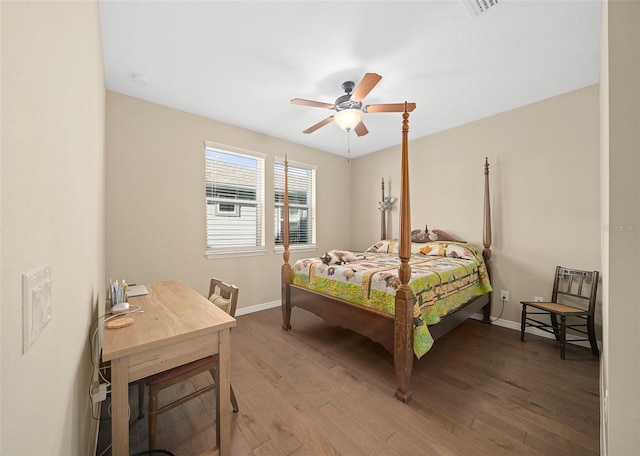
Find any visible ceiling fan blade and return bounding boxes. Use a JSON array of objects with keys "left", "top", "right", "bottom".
[
  {"left": 351, "top": 73, "right": 382, "bottom": 102},
  {"left": 291, "top": 98, "right": 335, "bottom": 109},
  {"left": 354, "top": 121, "right": 369, "bottom": 137},
  {"left": 303, "top": 116, "right": 334, "bottom": 134},
  {"left": 366, "top": 102, "right": 417, "bottom": 113}
]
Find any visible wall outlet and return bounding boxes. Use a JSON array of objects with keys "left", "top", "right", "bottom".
[
  {"left": 535, "top": 296, "right": 544, "bottom": 302},
  {"left": 500, "top": 290, "right": 510, "bottom": 301},
  {"left": 92, "top": 383, "right": 108, "bottom": 402}
]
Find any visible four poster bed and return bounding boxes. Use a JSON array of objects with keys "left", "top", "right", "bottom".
[{"left": 280, "top": 105, "right": 494, "bottom": 402}]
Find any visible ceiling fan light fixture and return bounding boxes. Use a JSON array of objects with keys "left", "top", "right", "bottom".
[{"left": 334, "top": 108, "right": 363, "bottom": 131}]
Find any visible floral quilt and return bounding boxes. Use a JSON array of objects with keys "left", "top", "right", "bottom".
[{"left": 292, "top": 241, "right": 492, "bottom": 357}]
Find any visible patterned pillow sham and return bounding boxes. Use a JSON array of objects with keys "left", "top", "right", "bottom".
[
  {"left": 418, "top": 241, "right": 476, "bottom": 260},
  {"left": 366, "top": 239, "right": 424, "bottom": 254},
  {"left": 366, "top": 239, "right": 395, "bottom": 253}
]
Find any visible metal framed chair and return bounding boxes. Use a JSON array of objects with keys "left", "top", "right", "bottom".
[
  {"left": 520, "top": 266, "right": 599, "bottom": 359},
  {"left": 137, "top": 278, "right": 239, "bottom": 449}
]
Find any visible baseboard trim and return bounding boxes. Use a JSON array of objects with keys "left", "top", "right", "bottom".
[
  {"left": 237, "top": 305, "right": 602, "bottom": 350},
  {"left": 239, "top": 305, "right": 601, "bottom": 350},
  {"left": 236, "top": 300, "right": 280, "bottom": 316},
  {"left": 470, "top": 313, "right": 602, "bottom": 350}
]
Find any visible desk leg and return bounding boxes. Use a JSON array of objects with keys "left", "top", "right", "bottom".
[
  {"left": 111, "top": 357, "right": 129, "bottom": 456},
  {"left": 216, "top": 328, "right": 231, "bottom": 456}
]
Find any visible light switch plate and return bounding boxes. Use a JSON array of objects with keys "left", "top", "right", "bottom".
[{"left": 23, "top": 264, "right": 53, "bottom": 353}]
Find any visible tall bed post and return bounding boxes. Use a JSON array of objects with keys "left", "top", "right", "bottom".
[
  {"left": 482, "top": 157, "right": 493, "bottom": 323},
  {"left": 281, "top": 156, "right": 292, "bottom": 330},
  {"left": 380, "top": 178, "right": 387, "bottom": 240},
  {"left": 394, "top": 103, "right": 414, "bottom": 403}
]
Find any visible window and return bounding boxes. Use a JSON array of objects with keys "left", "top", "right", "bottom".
[
  {"left": 274, "top": 158, "right": 316, "bottom": 249},
  {"left": 205, "top": 142, "right": 265, "bottom": 257}
]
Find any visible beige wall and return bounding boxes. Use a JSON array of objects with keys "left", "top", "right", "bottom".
[
  {"left": 105, "top": 92, "right": 352, "bottom": 310},
  {"left": 601, "top": 1, "right": 640, "bottom": 453},
  {"left": 2, "top": 2, "right": 637, "bottom": 453},
  {"left": 352, "top": 85, "right": 601, "bottom": 327},
  {"left": 106, "top": 85, "right": 602, "bottom": 331},
  {"left": 1, "top": 1, "right": 105, "bottom": 454}
]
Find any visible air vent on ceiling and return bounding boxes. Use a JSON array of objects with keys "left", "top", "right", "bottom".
[{"left": 464, "top": 0, "right": 501, "bottom": 17}]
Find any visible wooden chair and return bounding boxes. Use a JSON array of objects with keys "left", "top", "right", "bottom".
[
  {"left": 520, "top": 266, "right": 599, "bottom": 359},
  {"left": 137, "top": 278, "right": 239, "bottom": 449}
]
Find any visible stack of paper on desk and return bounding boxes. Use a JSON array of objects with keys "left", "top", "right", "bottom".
[{"left": 126, "top": 285, "right": 148, "bottom": 298}]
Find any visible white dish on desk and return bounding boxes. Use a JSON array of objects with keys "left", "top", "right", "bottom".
[{"left": 111, "top": 302, "right": 130, "bottom": 314}]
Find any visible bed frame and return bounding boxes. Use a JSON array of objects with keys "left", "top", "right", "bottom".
[{"left": 281, "top": 104, "right": 493, "bottom": 402}]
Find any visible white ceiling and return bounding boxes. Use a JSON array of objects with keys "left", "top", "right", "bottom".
[{"left": 99, "top": 1, "right": 602, "bottom": 159}]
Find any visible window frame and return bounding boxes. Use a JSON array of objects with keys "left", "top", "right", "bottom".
[
  {"left": 204, "top": 141, "right": 266, "bottom": 259},
  {"left": 274, "top": 157, "right": 317, "bottom": 254}
]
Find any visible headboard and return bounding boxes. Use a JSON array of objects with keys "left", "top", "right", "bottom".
[{"left": 410, "top": 225, "right": 465, "bottom": 243}]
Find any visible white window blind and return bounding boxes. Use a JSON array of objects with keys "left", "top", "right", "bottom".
[
  {"left": 205, "top": 143, "right": 265, "bottom": 255},
  {"left": 274, "top": 158, "right": 316, "bottom": 247}
]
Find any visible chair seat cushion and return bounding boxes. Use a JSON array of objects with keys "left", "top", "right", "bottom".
[
  {"left": 522, "top": 301, "right": 587, "bottom": 315},
  {"left": 144, "top": 355, "right": 217, "bottom": 386}
]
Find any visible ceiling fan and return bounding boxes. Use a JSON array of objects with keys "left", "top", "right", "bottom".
[{"left": 291, "top": 73, "right": 416, "bottom": 136}]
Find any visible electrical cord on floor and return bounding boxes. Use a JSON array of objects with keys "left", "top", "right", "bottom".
[
  {"left": 97, "top": 443, "right": 112, "bottom": 456},
  {"left": 132, "top": 450, "right": 176, "bottom": 456},
  {"left": 491, "top": 297, "right": 506, "bottom": 323},
  {"left": 98, "top": 445, "right": 175, "bottom": 456}
]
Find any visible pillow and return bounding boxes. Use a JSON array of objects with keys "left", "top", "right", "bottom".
[
  {"left": 366, "top": 239, "right": 423, "bottom": 254},
  {"left": 209, "top": 286, "right": 232, "bottom": 314},
  {"left": 366, "top": 239, "right": 396, "bottom": 253},
  {"left": 419, "top": 241, "right": 476, "bottom": 260},
  {"left": 411, "top": 243, "right": 424, "bottom": 254}
]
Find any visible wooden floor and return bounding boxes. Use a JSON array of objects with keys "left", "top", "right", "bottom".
[{"left": 96, "top": 307, "right": 600, "bottom": 456}]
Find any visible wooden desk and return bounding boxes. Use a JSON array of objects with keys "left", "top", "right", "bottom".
[{"left": 102, "top": 280, "right": 236, "bottom": 456}]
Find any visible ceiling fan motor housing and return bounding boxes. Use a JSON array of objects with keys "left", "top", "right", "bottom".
[
  {"left": 335, "top": 96, "right": 362, "bottom": 111},
  {"left": 334, "top": 81, "right": 363, "bottom": 111}
]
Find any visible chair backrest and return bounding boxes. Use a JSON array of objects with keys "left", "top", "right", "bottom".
[
  {"left": 551, "top": 266, "right": 599, "bottom": 314},
  {"left": 208, "top": 278, "right": 239, "bottom": 317}
]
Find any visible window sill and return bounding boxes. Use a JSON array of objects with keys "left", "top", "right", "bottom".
[
  {"left": 206, "top": 248, "right": 267, "bottom": 260},
  {"left": 273, "top": 245, "right": 317, "bottom": 255}
]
